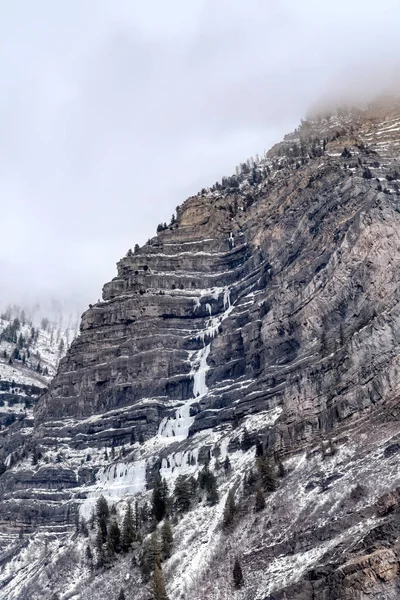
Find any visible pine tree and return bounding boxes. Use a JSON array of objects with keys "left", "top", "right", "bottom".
[
  {"left": 223, "top": 455, "right": 231, "bottom": 474},
  {"left": 152, "top": 472, "right": 168, "bottom": 522},
  {"left": 85, "top": 544, "right": 93, "bottom": 569},
  {"left": 96, "top": 495, "right": 109, "bottom": 542},
  {"left": 161, "top": 520, "right": 173, "bottom": 559},
  {"left": 174, "top": 475, "right": 193, "bottom": 512},
  {"left": 96, "top": 527, "right": 106, "bottom": 568},
  {"left": 134, "top": 499, "right": 140, "bottom": 530},
  {"left": 121, "top": 502, "right": 135, "bottom": 552},
  {"left": 206, "top": 472, "right": 219, "bottom": 505},
  {"left": 89, "top": 507, "right": 96, "bottom": 530},
  {"left": 223, "top": 489, "right": 236, "bottom": 527},
  {"left": 276, "top": 456, "right": 286, "bottom": 478},
  {"left": 255, "top": 487, "right": 266, "bottom": 512},
  {"left": 142, "top": 532, "right": 161, "bottom": 574},
  {"left": 96, "top": 525, "right": 104, "bottom": 552},
  {"left": 74, "top": 511, "right": 80, "bottom": 533},
  {"left": 255, "top": 439, "right": 264, "bottom": 457},
  {"left": 233, "top": 557, "right": 244, "bottom": 588},
  {"left": 198, "top": 464, "right": 219, "bottom": 505},
  {"left": 152, "top": 565, "right": 169, "bottom": 600},
  {"left": 18, "top": 333, "right": 24, "bottom": 349},
  {"left": 31, "top": 446, "right": 41, "bottom": 466},
  {"left": 141, "top": 502, "right": 150, "bottom": 524},
  {"left": 257, "top": 457, "right": 277, "bottom": 492},
  {"left": 80, "top": 518, "right": 89, "bottom": 537},
  {"left": 107, "top": 518, "right": 121, "bottom": 555},
  {"left": 241, "top": 427, "right": 253, "bottom": 451}
]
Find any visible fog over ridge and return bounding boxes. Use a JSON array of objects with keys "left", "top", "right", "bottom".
[{"left": 1, "top": 0, "right": 399, "bottom": 310}]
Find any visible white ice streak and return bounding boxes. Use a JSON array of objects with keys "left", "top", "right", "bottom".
[
  {"left": 80, "top": 460, "right": 147, "bottom": 519},
  {"left": 159, "top": 288, "right": 233, "bottom": 441},
  {"left": 160, "top": 448, "right": 199, "bottom": 483}
]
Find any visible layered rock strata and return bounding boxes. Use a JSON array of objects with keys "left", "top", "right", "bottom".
[{"left": 1, "top": 99, "right": 400, "bottom": 599}]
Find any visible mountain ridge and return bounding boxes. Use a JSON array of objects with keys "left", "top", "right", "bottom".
[{"left": 1, "top": 98, "right": 400, "bottom": 600}]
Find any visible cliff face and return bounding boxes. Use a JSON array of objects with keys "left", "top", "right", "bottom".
[{"left": 1, "top": 99, "right": 400, "bottom": 600}]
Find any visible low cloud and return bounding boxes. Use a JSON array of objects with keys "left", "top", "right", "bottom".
[{"left": 0, "top": 0, "right": 399, "bottom": 308}]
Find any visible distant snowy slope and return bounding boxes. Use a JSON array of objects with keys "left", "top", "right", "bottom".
[{"left": 0, "top": 305, "right": 79, "bottom": 431}]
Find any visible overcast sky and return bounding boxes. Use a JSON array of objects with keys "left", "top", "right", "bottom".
[{"left": 1, "top": 0, "right": 399, "bottom": 311}]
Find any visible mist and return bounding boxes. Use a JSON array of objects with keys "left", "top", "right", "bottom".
[{"left": 1, "top": 0, "right": 399, "bottom": 311}]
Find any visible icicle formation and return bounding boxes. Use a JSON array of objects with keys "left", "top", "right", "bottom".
[{"left": 158, "top": 287, "right": 232, "bottom": 440}]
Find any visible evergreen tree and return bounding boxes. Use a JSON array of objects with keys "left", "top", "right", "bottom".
[
  {"left": 233, "top": 557, "right": 244, "bottom": 588},
  {"left": 18, "top": 333, "right": 24, "bottom": 349},
  {"left": 142, "top": 532, "right": 161, "bottom": 575},
  {"left": 85, "top": 544, "right": 93, "bottom": 569},
  {"left": 257, "top": 457, "right": 276, "bottom": 492},
  {"left": 96, "top": 526, "right": 104, "bottom": 552},
  {"left": 363, "top": 167, "right": 372, "bottom": 179},
  {"left": 241, "top": 428, "right": 253, "bottom": 451},
  {"left": 96, "top": 495, "right": 109, "bottom": 521},
  {"left": 161, "top": 519, "right": 173, "bottom": 559},
  {"left": 74, "top": 511, "right": 80, "bottom": 533},
  {"left": 206, "top": 472, "right": 219, "bottom": 505},
  {"left": 255, "top": 487, "right": 266, "bottom": 512},
  {"left": 223, "top": 489, "right": 236, "bottom": 527},
  {"left": 117, "top": 590, "right": 126, "bottom": 600},
  {"left": 134, "top": 499, "right": 141, "bottom": 530},
  {"left": 223, "top": 455, "right": 231, "bottom": 475},
  {"left": 152, "top": 565, "right": 169, "bottom": 600},
  {"left": 31, "top": 446, "right": 41, "bottom": 466},
  {"left": 121, "top": 502, "right": 135, "bottom": 552},
  {"left": 255, "top": 439, "right": 264, "bottom": 457},
  {"left": 198, "top": 463, "right": 219, "bottom": 504},
  {"left": 189, "top": 475, "right": 197, "bottom": 497},
  {"left": 89, "top": 507, "right": 96, "bottom": 530},
  {"left": 162, "top": 478, "right": 172, "bottom": 515},
  {"left": 96, "top": 495, "right": 109, "bottom": 543},
  {"left": 107, "top": 518, "right": 121, "bottom": 555},
  {"left": 96, "top": 527, "right": 106, "bottom": 568},
  {"left": 58, "top": 337, "right": 65, "bottom": 356},
  {"left": 276, "top": 455, "right": 286, "bottom": 478},
  {"left": 174, "top": 475, "right": 193, "bottom": 512},
  {"left": 141, "top": 502, "right": 150, "bottom": 524},
  {"left": 152, "top": 472, "right": 168, "bottom": 522}
]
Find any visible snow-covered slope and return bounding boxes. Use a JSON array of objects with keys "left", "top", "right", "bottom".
[{"left": 0, "top": 306, "right": 79, "bottom": 433}]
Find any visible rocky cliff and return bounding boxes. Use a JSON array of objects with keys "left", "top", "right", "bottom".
[{"left": 1, "top": 98, "right": 400, "bottom": 600}]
